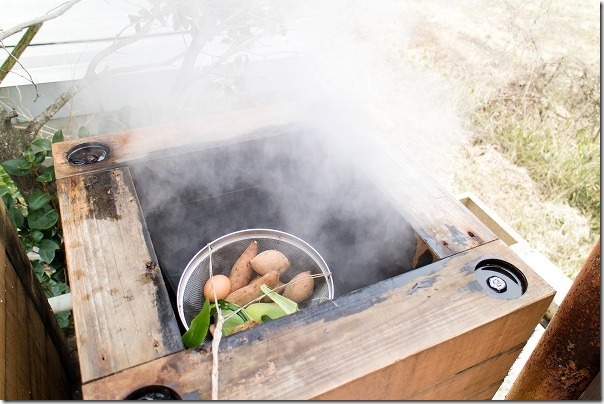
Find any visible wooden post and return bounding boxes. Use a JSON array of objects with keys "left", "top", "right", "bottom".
[
  {"left": 506, "top": 239, "right": 601, "bottom": 400},
  {"left": 0, "top": 198, "right": 75, "bottom": 399}
]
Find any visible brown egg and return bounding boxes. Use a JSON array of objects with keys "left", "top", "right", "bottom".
[{"left": 204, "top": 275, "right": 231, "bottom": 302}]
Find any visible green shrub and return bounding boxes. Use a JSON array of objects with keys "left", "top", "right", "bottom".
[{"left": 0, "top": 129, "right": 72, "bottom": 329}]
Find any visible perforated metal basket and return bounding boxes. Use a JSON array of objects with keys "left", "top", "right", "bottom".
[{"left": 177, "top": 229, "right": 334, "bottom": 330}]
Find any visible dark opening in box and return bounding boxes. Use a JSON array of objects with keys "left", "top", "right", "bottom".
[{"left": 130, "top": 125, "right": 429, "bottom": 302}]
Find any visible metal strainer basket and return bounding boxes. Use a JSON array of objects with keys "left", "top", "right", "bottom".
[{"left": 177, "top": 229, "right": 334, "bottom": 330}]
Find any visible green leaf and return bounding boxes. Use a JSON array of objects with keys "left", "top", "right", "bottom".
[
  {"left": 1, "top": 159, "right": 31, "bottom": 176},
  {"left": 33, "top": 151, "right": 46, "bottom": 165},
  {"left": 0, "top": 184, "right": 9, "bottom": 196},
  {"left": 30, "top": 230, "right": 44, "bottom": 242},
  {"left": 55, "top": 311, "right": 71, "bottom": 329},
  {"left": 3, "top": 194, "right": 13, "bottom": 208},
  {"left": 260, "top": 285, "right": 298, "bottom": 314},
  {"left": 32, "top": 138, "right": 52, "bottom": 152},
  {"left": 245, "top": 303, "right": 286, "bottom": 323},
  {"left": 32, "top": 260, "right": 46, "bottom": 279},
  {"left": 78, "top": 126, "right": 90, "bottom": 138},
  {"left": 36, "top": 166, "right": 55, "bottom": 183},
  {"left": 46, "top": 278, "right": 68, "bottom": 297},
  {"left": 28, "top": 207, "right": 58, "bottom": 230},
  {"left": 215, "top": 300, "right": 251, "bottom": 320},
  {"left": 182, "top": 297, "right": 211, "bottom": 348},
  {"left": 39, "top": 247, "right": 56, "bottom": 264},
  {"left": 39, "top": 238, "right": 60, "bottom": 251},
  {"left": 23, "top": 230, "right": 45, "bottom": 251},
  {"left": 24, "top": 145, "right": 35, "bottom": 163},
  {"left": 222, "top": 316, "right": 246, "bottom": 336},
  {"left": 28, "top": 191, "right": 51, "bottom": 210},
  {"left": 8, "top": 204, "right": 25, "bottom": 228},
  {"left": 52, "top": 129, "right": 64, "bottom": 143},
  {"left": 212, "top": 300, "right": 253, "bottom": 336}
]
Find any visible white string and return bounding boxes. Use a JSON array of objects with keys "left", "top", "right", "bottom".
[
  {"left": 221, "top": 272, "right": 332, "bottom": 322},
  {"left": 206, "top": 255, "right": 332, "bottom": 398},
  {"left": 208, "top": 246, "right": 223, "bottom": 401}
]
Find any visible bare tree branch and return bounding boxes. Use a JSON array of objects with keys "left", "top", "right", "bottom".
[
  {"left": 0, "top": 23, "right": 43, "bottom": 95},
  {"left": 1, "top": 108, "right": 18, "bottom": 123},
  {"left": 96, "top": 51, "right": 186, "bottom": 77},
  {"left": 24, "top": 19, "right": 156, "bottom": 138},
  {"left": 25, "top": 82, "right": 81, "bottom": 137},
  {"left": 83, "top": 19, "right": 154, "bottom": 79},
  {"left": 186, "top": 28, "right": 266, "bottom": 87},
  {"left": 0, "top": 0, "right": 83, "bottom": 42}
]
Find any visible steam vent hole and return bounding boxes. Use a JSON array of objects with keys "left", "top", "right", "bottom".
[
  {"left": 67, "top": 142, "right": 110, "bottom": 165},
  {"left": 124, "top": 385, "right": 181, "bottom": 400},
  {"left": 474, "top": 259, "right": 527, "bottom": 299}
]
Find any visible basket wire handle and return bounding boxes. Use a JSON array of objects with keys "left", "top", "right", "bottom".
[
  {"left": 202, "top": 238, "right": 334, "bottom": 399},
  {"left": 208, "top": 246, "right": 223, "bottom": 401}
]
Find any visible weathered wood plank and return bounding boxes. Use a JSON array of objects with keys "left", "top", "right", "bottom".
[
  {"left": 44, "top": 332, "right": 67, "bottom": 400},
  {"left": 16, "top": 266, "right": 32, "bottom": 399},
  {"left": 0, "top": 198, "right": 73, "bottom": 399},
  {"left": 0, "top": 199, "right": 54, "bottom": 337},
  {"left": 408, "top": 344, "right": 523, "bottom": 399},
  {"left": 2, "top": 263, "right": 17, "bottom": 399},
  {"left": 28, "top": 301, "right": 49, "bottom": 399},
  {"left": 52, "top": 104, "right": 495, "bottom": 259},
  {"left": 57, "top": 167, "right": 183, "bottom": 382},
  {"left": 363, "top": 132, "right": 497, "bottom": 258},
  {"left": 312, "top": 301, "right": 543, "bottom": 400},
  {"left": 412, "top": 233, "right": 438, "bottom": 268},
  {"left": 466, "top": 380, "right": 505, "bottom": 400},
  {"left": 52, "top": 104, "right": 303, "bottom": 180},
  {"left": 0, "top": 199, "right": 73, "bottom": 399},
  {"left": 82, "top": 240, "right": 554, "bottom": 400},
  {"left": 2, "top": 208, "right": 36, "bottom": 310},
  {"left": 0, "top": 209, "right": 6, "bottom": 398},
  {"left": 3, "top": 261, "right": 30, "bottom": 399}
]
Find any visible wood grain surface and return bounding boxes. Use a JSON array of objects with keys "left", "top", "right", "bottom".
[
  {"left": 52, "top": 104, "right": 303, "bottom": 180},
  {"left": 57, "top": 168, "right": 183, "bottom": 383},
  {"left": 82, "top": 240, "right": 554, "bottom": 400},
  {"left": 364, "top": 132, "right": 497, "bottom": 258},
  {"left": 0, "top": 199, "right": 73, "bottom": 399}
]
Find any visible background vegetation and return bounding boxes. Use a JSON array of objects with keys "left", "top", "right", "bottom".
[{"left": 473, "top": 57, "right": 600, "bottom": 233}]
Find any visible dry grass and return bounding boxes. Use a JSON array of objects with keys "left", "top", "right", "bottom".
[
  {"left": 453, "top": 144, "right": 595, "bottom": 279},
  {"left": 384, "top": 0, "right": 601, "bottom": 279},
  {"left": 467, "top": 56, "right": 600, "bottom": 278},
  {"left": 473, "top": 57, "right": 600, "bottom": 232}
]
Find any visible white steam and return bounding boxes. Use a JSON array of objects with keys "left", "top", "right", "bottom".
[{"left": 66, "top": 1, "right": 469, "bottom": 295}]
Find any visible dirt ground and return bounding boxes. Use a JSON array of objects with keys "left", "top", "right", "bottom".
[{"left": 302, "top": 0, "right": 599, "bottom": 278}]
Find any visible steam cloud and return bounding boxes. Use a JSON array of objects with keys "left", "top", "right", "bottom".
[{"left": 65, "top": 1, "right": 469, "bottom": 296}]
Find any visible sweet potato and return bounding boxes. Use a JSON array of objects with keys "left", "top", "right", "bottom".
[
  {"left": 260, "top": 280, "right": 285, "bottom": 303},
  {"left": 250, "top": 250, "right": 290, "bottom": 276},
  {"left": 228, "top": 240, "right": 258, "bottom": 293},
  {"left": 230, "top": 320, "right": 262, "bottom": 335},
  {"left": 283, "top": 271, "right": 314, "bottom": 303},
  {"left": 224, "top": 270, "right": 279, "bottom": 307}
]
